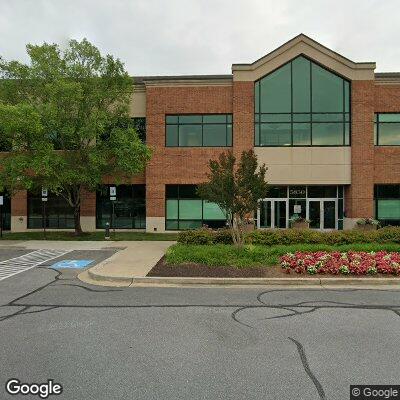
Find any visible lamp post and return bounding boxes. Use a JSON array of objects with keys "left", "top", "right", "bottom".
[
  {"left": 110, "top": 186, "right": 116, "bottom": 240},
  {"left": 41, "top": 188, "right": 48, "bottom": 240},
  {"left": 0, "top": 195, "right": 3, "bottom": 239}
]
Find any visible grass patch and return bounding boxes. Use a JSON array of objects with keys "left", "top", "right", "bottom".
[
  {"left": 166, "top": 243, "right": 400, "bottom": 268},
  {"left": 0, "top": 231, "right": 178, "bottom": 241}
]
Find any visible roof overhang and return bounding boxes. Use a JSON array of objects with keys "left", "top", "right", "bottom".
[{"left": 232, "top": 34, "right": 376, "bottom": 81}]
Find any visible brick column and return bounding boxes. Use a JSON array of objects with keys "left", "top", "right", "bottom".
[
  {"left": 80, "top": 188, "right": 96, "bottom": 231},
  {"left": 232, "top": 81, "right": 254, "bottom": 156},
  {"left": 11, "top": 190, "right": 27, "bottom": 232},
  {"left": 347, "top": 80, "right": 375, "bottom": 221}
]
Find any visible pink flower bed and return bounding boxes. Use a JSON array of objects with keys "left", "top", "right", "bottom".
[{"left": 280, "top": 251, "right": 400, "bottom": 275}]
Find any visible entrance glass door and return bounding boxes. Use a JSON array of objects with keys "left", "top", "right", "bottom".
[
  {"left": 308, "top": 201, "right": 321, "bottom": 229},
  {"left": 323, "top": 200, "right": 336, "bottom": 229},
  {"left": 258, "top": 199, "right": 288, "bottom": 228},
  {"left": 274, "top": 200, "right": 287, "bottom": 228},
  {"left": 307, "top": 199, "right": 337, "bottom": 230}
]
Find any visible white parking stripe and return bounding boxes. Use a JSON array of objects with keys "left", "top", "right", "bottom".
[{"left": 0, "top": 249, "right": 71, "bottom": 281}]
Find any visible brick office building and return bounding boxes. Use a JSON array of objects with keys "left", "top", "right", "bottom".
[{"left": 4, "top": 34, "right": 400, "bottom": 232}]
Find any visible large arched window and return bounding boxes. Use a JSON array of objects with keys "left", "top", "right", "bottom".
[{"left": 254, "top": 56, "right": 350, "bottom": 146}]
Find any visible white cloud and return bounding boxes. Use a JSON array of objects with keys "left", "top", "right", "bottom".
[{"left": 0, "top": 0, "right": 398, "bottom": 75}]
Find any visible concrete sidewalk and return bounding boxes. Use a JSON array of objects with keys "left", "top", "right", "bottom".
[{"left": 78, "top": 241, "right": 175, "bottom": 286}]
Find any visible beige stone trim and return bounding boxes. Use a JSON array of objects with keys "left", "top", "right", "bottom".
[
  {"left": 143, "top": 80, "right": 232, "bottom": 87},
  {"left": 129, "top": 89, "right": 146, "bottom": 117},
  {"left": 255, "top": 147, "right": 351, "bottom": 184},
  {"left": 146, "top": 216, "right": 165, "bottom": 233},
  {"left": 232, "top": 34, "right": 375, "bottom": 81},
  {"left": 343, "top": 218, "right": 358, "bottom": 230},
  {"left": 375, "top": 79, "right": 400, "bottom": 85},
  {"left": 80, "top": 216, "right": 96, "bottom": 231},
  {"left": 11, "top": 216, "right": 27, "bottom": 232}
]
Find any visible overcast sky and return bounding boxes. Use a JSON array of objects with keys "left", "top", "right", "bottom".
[{"left": 1, "top": 0, "right": 399, "bottom": 76}]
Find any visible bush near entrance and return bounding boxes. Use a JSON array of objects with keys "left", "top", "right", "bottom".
[{"left": 177, "top": 226, "right": 400, "bottom": 246}]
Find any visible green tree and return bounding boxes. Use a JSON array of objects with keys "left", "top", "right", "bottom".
[
  {"left": 197, "top": 150, "right": 268, "bottom": 247},
  {"left": 0, "top": 39, "right": 151, "bottom": 234}
]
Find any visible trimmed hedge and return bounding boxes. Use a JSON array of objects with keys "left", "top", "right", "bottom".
[
  {"left": 177, "top": 227, "right": 400, "bottom": 246},
  {"left": 178, "top": 228, "right": 233, "bottom": 245}
]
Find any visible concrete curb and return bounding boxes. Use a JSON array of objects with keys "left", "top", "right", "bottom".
[{"left": 82, "top": 268, "right": 400, "bottom": 287}]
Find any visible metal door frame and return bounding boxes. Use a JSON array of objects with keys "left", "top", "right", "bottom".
[
  {"left": 306, "top": 198, "right": 338, "bottom": 230},
  {"left": 257, "top": 198, "right": 289, "bottom": 229}
]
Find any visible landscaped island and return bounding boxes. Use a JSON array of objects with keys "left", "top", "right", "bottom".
[{"left": 147, "top": 227, "right": 400, "bottom": 278}]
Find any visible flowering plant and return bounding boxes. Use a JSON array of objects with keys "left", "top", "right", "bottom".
[{"left": 280, "top": 251, "right": 400, "bottom": 275}]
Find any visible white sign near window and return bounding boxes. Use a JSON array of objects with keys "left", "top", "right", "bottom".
[
  {"left": 293, "top": 205, "right": 301, "bottom": 213},
  {"left": 0, "top": 196, "right": 3, "bottom": 206},
  {"left": 110, "top": 186, "right": 116, "bottom": 197}
]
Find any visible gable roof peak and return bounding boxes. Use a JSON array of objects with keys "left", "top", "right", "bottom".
[{"left": 232, "top": 34, "right": 376, "bottom": 81}]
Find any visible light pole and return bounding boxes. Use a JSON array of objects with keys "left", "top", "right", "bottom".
[
  {"left": 110, "top": 186, "right": 116, "bottom": 240},
  {"left": 41, "top": 188, "right": 48, "bottom": 239}
]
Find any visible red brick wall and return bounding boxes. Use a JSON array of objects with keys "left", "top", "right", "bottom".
[
  {"left": 145, "top": 85, "right": 233, "bottom": 217},
  {"left": 348, "top": 82, "right": 400, "bottom": 219},
  {"left": 232, "top": 81, "right": 254, "bottom": 156},
  {"left": 373, "top": 84, "right": 400, "bottom": 184},
  {"left": 346, "top": 81, "right": 375, "bottom": 218},
  {"left": 11, "top": 190, "right": 27, "bottom": 216}
]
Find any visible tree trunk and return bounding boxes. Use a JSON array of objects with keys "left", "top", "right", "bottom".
[
  {"left": 231, "top": 214, "right": 245, "bottom": 248},
  {"left": 73, "top": 204, "right": 83, "bottom": 236}
]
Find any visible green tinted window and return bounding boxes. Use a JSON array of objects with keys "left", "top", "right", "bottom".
[
  {"left": 166, "top": 114, "right": 232, "bottom": 147},
  {"left": 311, "top": 63, "right": 343, "bottom": 112},
  {"left": 377, "top": 200, "right": 400, "bottom": 219},
  {"left": 179, "top": 125, "right": 201, "bottom": 146},
  {"left": 260, "top": 123, "right": 291, "bottom": 146},
  {"left": 166, "top": 200, "right": 178, "bottom": 219},
  {"left": 292, "top": 57, "right": 311, "bottom": 113},
  {"left": 203, "top": 201, "right": 226, "bottom": 220},
  {"left": 375, "top": 114, "right": 400, "bottom": 145},
  {"left": 203, "top": 115, "right": 226, "bottom": 123},
  {"left": 312, "top": 123, "right": 343, "bottom": 146},
  {"left": 179, "top": 200, "right": 202, "bottom": 219},
  {"left": 166, "top": 115, "right": 178, "bottom": 124},
  {"left": 203, "top": 125, "right": 227, "bottom": 146},
  {"left": 179, "top": 115, "right": 202, "bottom": 124},
  {"left": 260, "top": 63, "right": 291, "bottom": 113},
  {"left": 378, "top": 114, "right": 400, "bottom": 122},
  {"left": 255, "top": 56, "right": 350, "bottom": 147},
  {"left": 166, "top": 125, "right": 178, "bottom": 146},
  {"left": 165, "top": 184, "right": 227, "bottom": 230},
  {"left": 293, "top": 123, "right": 311, "bottom": 145}
]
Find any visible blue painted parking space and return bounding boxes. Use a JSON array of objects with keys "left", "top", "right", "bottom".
[{"left": 51, "top": 260, "right": 94, "bottom": 269}]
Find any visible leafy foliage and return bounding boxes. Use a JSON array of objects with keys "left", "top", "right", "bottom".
[
  {"left": 0, "top": 39, "right": 151, "bottom": 233},
  {"left": 197, "top": 150, "right": 268, "bottom": 247}
]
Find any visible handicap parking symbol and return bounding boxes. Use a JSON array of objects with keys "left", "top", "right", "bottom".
[{"left": 51, "top": 260, "right": 94, "bottom": 269}]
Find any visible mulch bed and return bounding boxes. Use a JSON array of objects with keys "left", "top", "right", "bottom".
[{"left": 147, "top": 257, "right": 400, "bottom": 279}]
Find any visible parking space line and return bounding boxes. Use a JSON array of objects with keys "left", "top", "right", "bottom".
[{"left": 0, "top": 249, "right": 71, "bottom": 281}]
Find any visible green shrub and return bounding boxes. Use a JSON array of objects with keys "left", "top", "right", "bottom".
[
  {"left": 212, "top": 229, "right": 233, "bottom": 244},
  {"left": 177, "top": 226, "right": 400, "bottom": 246},
  {"left": 177, "top": 229, "right": 213, "bottom": 245},
  {"left": 166, "top": 242, "right": 400, "bottom": 268}
]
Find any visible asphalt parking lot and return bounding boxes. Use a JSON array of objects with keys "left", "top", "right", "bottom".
[{"left": 0, "top": 245, "right": 399, "bottom": 400}]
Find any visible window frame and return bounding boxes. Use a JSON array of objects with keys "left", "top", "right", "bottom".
[
  {"left": 374, "top": 113, "right": 400, "bottom": 146},
  {"left": 165, "top": 184, "right": 227, "bottom": 230},
  {"left": 95, "top": 184, "right": 146, "bottom": 229},
  {"left": 254, "top": 55, "right": 351, "bottom": 148},
  {"left": 165, "top": 114, "right": 233, "bottom": 148},
  {"left": 374, "top": 184, "right": 400, "bottom": 226},
  {"left": 27, "top": 191, "right": 75, "bottom": 229}
]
